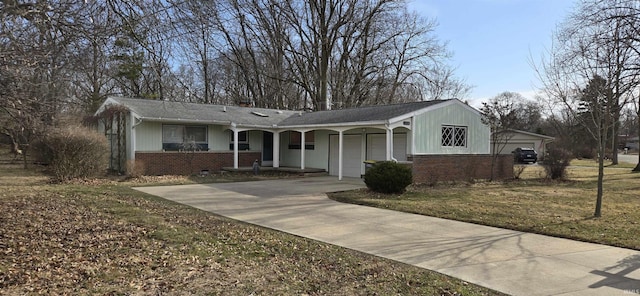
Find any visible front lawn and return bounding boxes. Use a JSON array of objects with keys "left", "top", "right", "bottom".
[
  {"left": 0, "top": 161, "right": 502, "bottom": 295},
  {"left": 330, "top": 163, "right": 640, "bottom": 250}
]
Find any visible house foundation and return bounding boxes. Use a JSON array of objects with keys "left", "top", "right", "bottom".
[
  {"left": 135, "top": 151, "right": 262, "bottom": 175},
  {"left": 411, "top": 154, "right": 513, "bottom": 184}
]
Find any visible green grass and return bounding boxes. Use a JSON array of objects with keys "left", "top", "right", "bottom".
[
  {"left": 570, "top": 158, "right": 638, "bottom": 169},
  {"left": 0, "top": 150, "right": 502, "bottom": 295},
  {"left": 330, "top": 164, "right": 640, "bottom": 250}
]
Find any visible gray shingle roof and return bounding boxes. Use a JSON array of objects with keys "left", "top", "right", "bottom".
[
  {"left": 280, "top": 100, "right": 450, "bottom": 126},
  {"left": 103, "top": 97, "right": 451, "bottom": 128},
  {"left": 105, "top": 97, "right": 299, "bottom": 127}
]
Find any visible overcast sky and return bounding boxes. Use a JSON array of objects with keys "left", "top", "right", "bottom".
[{"left": 408, "top": 0, "right": 576, "bottom": 105}]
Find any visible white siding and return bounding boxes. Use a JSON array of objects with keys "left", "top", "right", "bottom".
[
  {"left": 247, "top": 130, "right": 263, "bottom": 151},
  {"left": 366, "top": 133, "right": 408, "bottom": 161},
  {"left": 134, "top": 122, "right": 235, "bottom": 152},
  {"left": 279, "top": 130, "right": 330, "bottom": 170},
  {"left": 208, "top": 125, "right": 228, "bottom": 151},
  {"left": 413, "top": 103, "right": 489, "bottom": 154},
  {"left": 135, "top": 121, "right": 162, "bottom": 151}
]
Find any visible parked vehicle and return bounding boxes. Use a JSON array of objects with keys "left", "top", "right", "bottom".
[{"left": 513, "top": 147, "right": 538, "bottom": 164}]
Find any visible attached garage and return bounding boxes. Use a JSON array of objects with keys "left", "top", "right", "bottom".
[
  {"left": 366, "top": 133, "right": 408, "bottom": 161},
  {"left": 329, "top": 134, "right": 363, "bottom": 178},
  {"left": 328, "top": 133, "right": 409, "bottom": 178}
]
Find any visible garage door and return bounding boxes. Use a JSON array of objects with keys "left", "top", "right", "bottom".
[
  {"left": 329, "top": 134, "right": 362, "bottom": 178},
  {"left": 499, "top": 142, "right": 535, "bottom": 155},
  {"left": 366, "top": 133, "right": 407, "bottom": 161}
]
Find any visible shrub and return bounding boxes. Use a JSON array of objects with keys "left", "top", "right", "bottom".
[
  {"left": 575, "top": 147, "right": 596, "bottom": 160},
  {"left": 126, "top": 159, "right": 145, "bottom": 178},
  {"left": 39, "top": 126, "right": 109, "bottom": 182},
  {"left": 364, "top": 161, "right": 412, "bottom": 194},
  {"left": 543, "top": 147, "right": 572, "bottom": 180}
]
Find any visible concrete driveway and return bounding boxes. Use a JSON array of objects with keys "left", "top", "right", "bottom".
[
  {"left": 619, "top": 154, "right": 639, "bottom": 164},
  {"left": 135, "top": 176, "right": 640, "bottom": 296}
]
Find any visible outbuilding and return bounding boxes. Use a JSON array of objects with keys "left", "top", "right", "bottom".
[{"left": 490, "top": 129, "right": 555, "bottom": 160}]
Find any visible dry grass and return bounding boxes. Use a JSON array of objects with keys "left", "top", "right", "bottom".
[
  {"left": 0, "top": 147, "right": 501, "bottom": 295},
  {"left": 330, "top": 164, "right": 640, "bottom": 250}
]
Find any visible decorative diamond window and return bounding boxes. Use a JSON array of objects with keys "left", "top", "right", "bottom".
[
  {"left": 441, "top": 125, "right": 467, "bottom": 147},
  {"left": 441, "top": 126, "right": 454, "bottom": 146},
  {"left": 454, "top": 126, "right": 466, "bottom": 147}
]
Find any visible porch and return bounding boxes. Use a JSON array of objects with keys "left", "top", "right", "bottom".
[{"left": 221, "top": 166, "right": 327, "bottom": 176}]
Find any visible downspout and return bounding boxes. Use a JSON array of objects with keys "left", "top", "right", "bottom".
[{"left": 385, "top": 122, "right": 397, "bottom": 162}]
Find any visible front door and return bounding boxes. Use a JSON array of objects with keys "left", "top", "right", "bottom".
[{"left": 262, "top": 131, "right": 273, "bottom": 166}]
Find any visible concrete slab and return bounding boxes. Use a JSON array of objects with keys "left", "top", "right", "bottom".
[{"left": 135, "top": 176, "right": 640, "bottom": 296}]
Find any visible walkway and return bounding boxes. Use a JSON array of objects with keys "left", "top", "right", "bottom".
[{"left": 135, "top": 177, "right": 640, "bottom": 296}]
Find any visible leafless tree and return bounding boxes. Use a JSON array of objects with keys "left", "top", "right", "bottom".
[
  {"left": 535, "top": 0, "right": 640, "bottom": 217},
  {"left": 0, "top": 0, "right": 82, "bottom": 167},
  {"left": 421, "top": 64, "right": 472, "bottom": 101},
  {"left": 171, "top": 0, "right": 222, "bottom": 104},
  {"left": 207, "top": 0, "right": 465, "bottom": 110},
  {"left": 1, "top": 0, "right": 470, "bottom": 163},
  {"left": 569, "top": 0, "right": 640, "bottom": 166},
  {"left": 67, "top": 1, "right": 119, "bottom": 113},
  {"left": 480, "top": 91, "right": 526, "bottom": 181}
]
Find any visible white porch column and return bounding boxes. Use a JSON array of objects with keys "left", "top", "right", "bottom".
[
  {"left": 386, "top": 127, "right": 394, "bottom": 161},
  {"left": 338, "top": 130, "right": 344, "bottom": 181},
  {"left": 273, "top": 131, "right": 280, "bottom": 168},
  {"left": 300, "top": 131, "right": 306, "bottom": 169},
  {"left": 233, "top": 128, "right": 239, "bottom": 169}
]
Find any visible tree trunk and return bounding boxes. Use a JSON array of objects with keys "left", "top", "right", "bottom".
[
  {"left": 20, "top": 144, "right": 28, "bottom": 170},
  {"left": 611, "top": 116, "right": 620, "bottom": 165},
  {"left": 595, "top": 147, "right": 604, "bottom": 217},
  {"left": 634, "top": 114, "right": 640, "bottom": 172}
]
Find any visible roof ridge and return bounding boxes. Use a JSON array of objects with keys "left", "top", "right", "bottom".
[
  {"left": 111, "top": 96, "right": 300, "bottom": 113},
  {"left": 300, "top": 99, "right": 452, "bottom": 114}
]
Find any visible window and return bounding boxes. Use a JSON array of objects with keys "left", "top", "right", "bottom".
[
  {"left": 229, "top": 131, "right": 249, "bottom": 150},
  {"left": 441, "top": 125, "right": 467, "bottom": 147},
  {"left": 230, "top": 131, "right": 248, "bottom": 143},
  {"left": 288, "top": 131, "right": 315, "bottom": 150},
  {"left": 162, "top": 125, "right": 208, "bottom": 151}
]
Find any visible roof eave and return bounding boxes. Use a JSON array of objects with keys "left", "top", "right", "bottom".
[
  {"left": 138, "top": 117, "right": 231, "bottom": 125},
  {"left": 279, "top": 120, "right": 388, "bottom": 129},
  {"left": 94, "top": 97, "right": 121, "bottom": 115},
  {"left": 137, "top": 117, "right": 285, "bottom": 130},
  {"left": 504, "top": 129, "right": 556, "bottom": 140}
]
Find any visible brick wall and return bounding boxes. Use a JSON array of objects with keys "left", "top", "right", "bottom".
[
  {"left": 135, "top": 151, "right": 262, "bottom": 175},
  {"left": 411, "top": 154, "right": 513, "bottom": 184}
]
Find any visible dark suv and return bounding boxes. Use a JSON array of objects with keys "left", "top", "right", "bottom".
[{"left": 513, "top": 147, "right": 538, "bottom": 164}]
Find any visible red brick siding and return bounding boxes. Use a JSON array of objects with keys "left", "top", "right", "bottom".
[
  {"left": 135, "top": 151, "right": 262, "bottom": 175},
  {"left": 411, "top": 154, "right": 513, "bottom": 184}
]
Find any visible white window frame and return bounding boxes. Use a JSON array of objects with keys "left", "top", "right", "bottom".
[
  {"left": 441, "top": 125, "right": 467, "bottom": 148},
  {"left": 230, "top": 131, "right": 249, "bottom": 144},
  {"left": 162, "top": 124, "right": 208, "bottom": 150}
]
